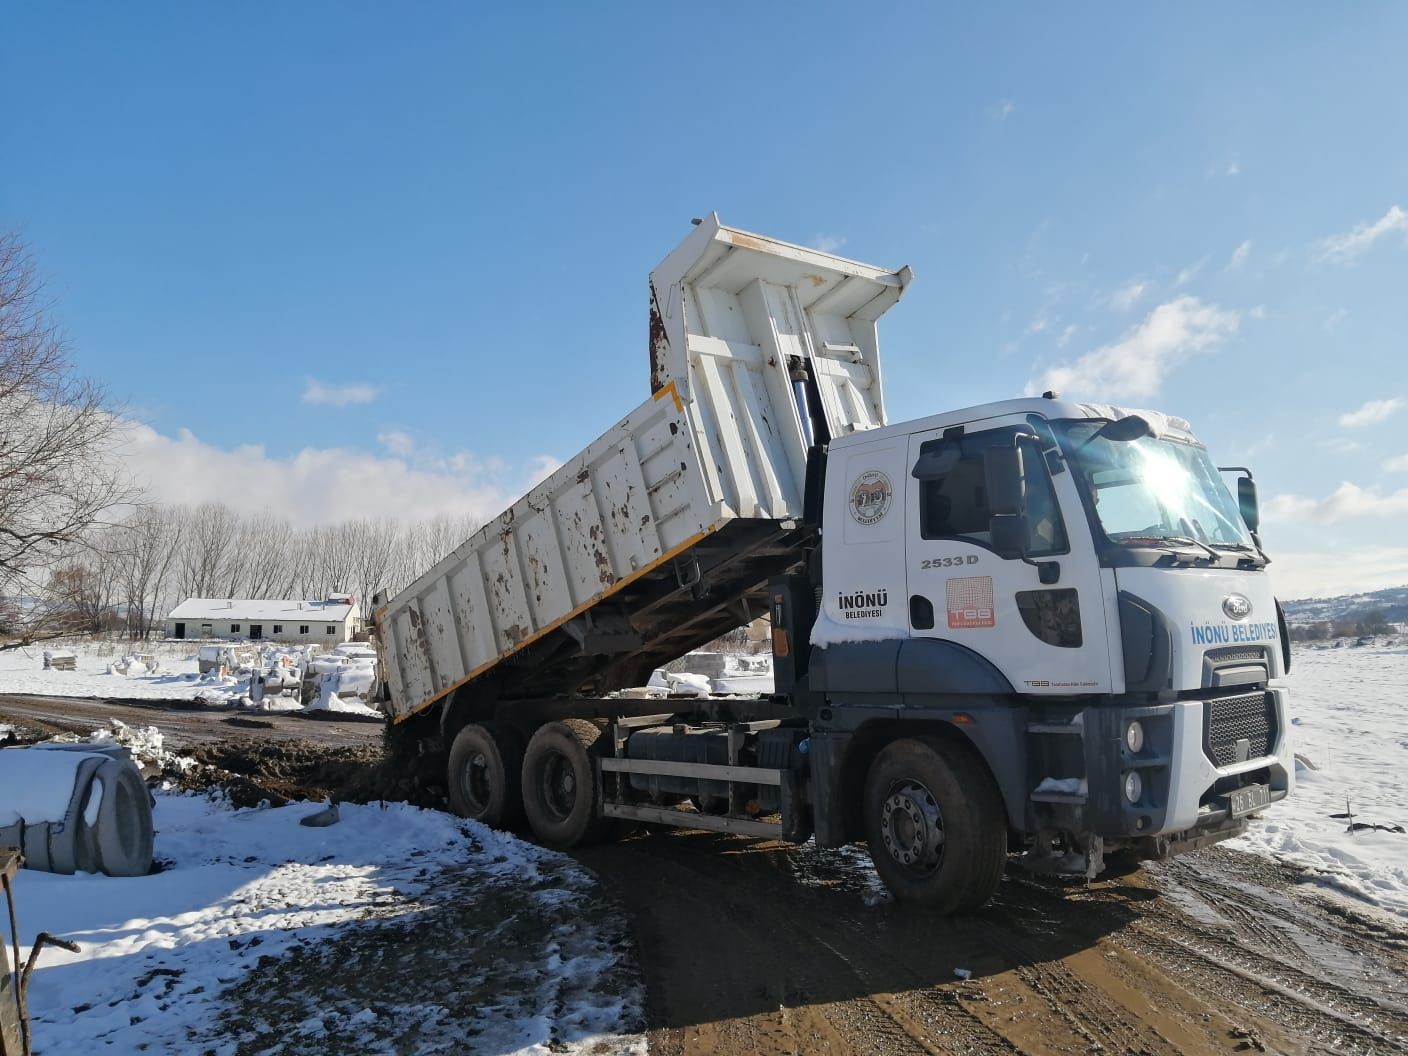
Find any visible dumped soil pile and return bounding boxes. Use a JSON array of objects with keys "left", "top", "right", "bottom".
[{"left": 177, "top": 735, "right": 448, "bottom": 809}]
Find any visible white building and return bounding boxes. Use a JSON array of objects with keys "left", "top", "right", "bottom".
[{"left": 165, "top": 596, "right": 361, "bottom": 643}]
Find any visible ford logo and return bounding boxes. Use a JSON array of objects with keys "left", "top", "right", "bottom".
[{"left": 1223, "top": 594, "right": 1252, "bottom": 620}]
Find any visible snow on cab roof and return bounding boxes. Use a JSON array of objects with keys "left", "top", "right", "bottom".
[{"left": 167, "top": 598, "right": 358, "bottom": 622}]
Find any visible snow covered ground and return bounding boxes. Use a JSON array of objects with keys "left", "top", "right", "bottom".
[
  {"left": 18, "top": 790, "right": 643, "bottom": 1054},
  {"left": 0, "top": 641, "right": 383, "bottom": 717},
  {"left": 0, "top": 642, "right": 213, "bottom": 701},
  {"left": 1229, "top": 639, "right": 1408, "bottom": 921}
]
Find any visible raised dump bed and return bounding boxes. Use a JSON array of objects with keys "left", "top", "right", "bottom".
[{"left": 377, "top": 215, "right": 910, "bottom": 723}]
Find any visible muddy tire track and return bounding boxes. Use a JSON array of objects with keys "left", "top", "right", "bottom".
[{"left": 581, "top": 832, "right": 1408, "bottom": 1056}]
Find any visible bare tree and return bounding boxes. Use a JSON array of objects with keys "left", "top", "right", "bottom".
[
  {"left": 117, "top": 508, "right": 183, "bottom": 639},
  {"left": 230, "top": 512, "right": 297, "bottom": 599},
  {"left": 47, "top": 547, "right": 120, "bottom": 634},
  {"left": 13, "top": 492, "right": 483, "bottom": 644},
  {"left": 0, "top": 231, "right": 130, "bottom": 643},
  {"left": 176, "top": 502, "right": 239, "bottom": 599},
  {"left": 304, "top": 522, "right": 359, "bottom": 603}
]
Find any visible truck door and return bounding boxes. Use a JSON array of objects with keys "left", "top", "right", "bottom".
[{"left": 904, "top": 424, "right": 1112, "bottom": 694}]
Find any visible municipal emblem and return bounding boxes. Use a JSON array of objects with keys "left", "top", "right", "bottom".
[{"left": 848, "top": 470, "right": 892, "bottom": 526}]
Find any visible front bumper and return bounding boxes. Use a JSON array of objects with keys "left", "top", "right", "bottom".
[{"left": 1025, "top": 687, "right": 1293, "bottom": 840}]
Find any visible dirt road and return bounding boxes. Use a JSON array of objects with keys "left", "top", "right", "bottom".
[{"left": 580, "top": 829, "right": 1408, "bottom": 1056}]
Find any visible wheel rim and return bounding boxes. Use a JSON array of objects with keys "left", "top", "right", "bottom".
[
  {"left": 539, "top": 750, "right": 578, "bottom": 823},
  {"left": 880, "top": 778, "right": 945, "bottom": 876},
  {"left": 457, "top": 750, "right": 494, "bottom": 815}
]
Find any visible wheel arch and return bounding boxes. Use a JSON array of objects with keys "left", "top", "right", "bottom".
[
  {"left": 439, "top": 677, "right": 500, "bottom": 744},
  {"left": 835, "top": 714, "right": 1023, "bottom": 843}
]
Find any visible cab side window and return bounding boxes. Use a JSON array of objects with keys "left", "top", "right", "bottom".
[
  {"left": 916, "top": 429, "right": 1068, "bottom": 556},
  {"left": 919, "top": 456, "right": 991, "bottom": 541}
]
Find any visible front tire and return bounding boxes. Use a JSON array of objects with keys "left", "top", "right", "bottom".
[
  {"left": 446, "top": 722, "right": 525, "bottom": 828},
  {"left": 521, "top": 719, "right": 613, "bottom": 849},
  {"left": 863, "top": 736, "right": 1007, "bottom": 912}
]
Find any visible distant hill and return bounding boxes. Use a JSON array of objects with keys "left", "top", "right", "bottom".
[{"left": 1283, "top": 585, "right": 1408, "bottom": 626}]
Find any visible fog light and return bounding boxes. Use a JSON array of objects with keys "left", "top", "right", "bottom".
[
  {"left": 1125, "top": 720, "right": 1145, "bottom": 754},
  {"left": 1123, "top": 770, "right": 1143, "bottom": 803}
]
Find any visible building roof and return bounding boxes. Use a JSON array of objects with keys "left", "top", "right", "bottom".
[{"left": 167, "top": 598, "right": 359, "bottom": 623}]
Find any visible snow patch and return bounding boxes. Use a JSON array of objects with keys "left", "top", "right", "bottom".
[
  {"left": 0, "top": 749, "right": 106, "bottom": 826},
  {"left": 1230, "top": 643, "right": 1408, "bottom": 921},
  {"left": 21, "top": 792, "right": 643, "bottom": 1054}
]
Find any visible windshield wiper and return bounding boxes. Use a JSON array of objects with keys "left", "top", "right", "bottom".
[
  {"left": 1176, "top": 519, "right": 1222, "bottom": 563},
  {"left": 1209, "top": 541, "right": 1271, "bottom": 566},
  {"left": 1114, "top": 533, "right": 1226, "bottom": 565}
]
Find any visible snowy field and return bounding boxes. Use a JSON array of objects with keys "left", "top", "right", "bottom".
[
  {"left": 0, "top": 640, "right": 382, "bottom": 717},
  {"left": 17, "top": 789, "right": 643, "bottom": 1054},
  {"left": 1230, "top": 639, "right": 1408, "bottom": 921},
  {"left": 0, "top": 642, "right": 213, "bottom": 701}
]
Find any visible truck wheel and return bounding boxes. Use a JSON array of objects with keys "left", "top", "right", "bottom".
[
  {"left": 863, "top": 736, "right": 1007, "bottom": 912},
  {"left": 521, "top": 719, "right": 612, "bottom": 849},
  {"left": 446, "top": 722, "right": 524, "bottom": 829}
]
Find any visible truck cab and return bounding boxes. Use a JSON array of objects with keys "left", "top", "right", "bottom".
[{"left": 795, "top": 394, "right": 1292, "bottom": 886}]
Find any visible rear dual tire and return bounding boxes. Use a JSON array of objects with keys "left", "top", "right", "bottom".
[
  {"left": 520, "top": 719, "right": 621, "bottom": 849},
  {"left": 448, "top": 718, "right": 633, "bottom": 848},
  {"left": 446, "top": 721, "right": 525, "bottom": 829}
]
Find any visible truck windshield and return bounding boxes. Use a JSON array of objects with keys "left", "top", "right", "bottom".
[{"left": 1051, "top": 420, "right": 1253, "bottom": 550}]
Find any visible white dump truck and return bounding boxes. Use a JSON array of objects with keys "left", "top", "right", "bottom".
[{"left": 375, "top": 215, "right": 1292, "bottom": 910}]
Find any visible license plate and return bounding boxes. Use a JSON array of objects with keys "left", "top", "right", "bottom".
[{"left": 1229, "top": 783, "right": 1270, "bottom": 818}]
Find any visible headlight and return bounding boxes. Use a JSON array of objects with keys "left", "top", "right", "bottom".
[
  {"left": 1125, "top": 720, "right": 1145, "bottom": 754},
  {"left": 1123, "top": 770, "right": 1143, "bottom": 803}
]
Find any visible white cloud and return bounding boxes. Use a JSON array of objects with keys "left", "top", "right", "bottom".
[
  {"left": 115, "top": 421, "right": 555, "bottom": 527},
  {"left": 1174, "top": 256, "right": 1209, "bottom": 287},
  {"left": 1108, "top": 279, "right": 1150, "bottom": 312},
  {"left": 1314, "top": 205, "right": 1408, "bottom": 266},
  {"left": 1273, "top": 546, "right": 1408, "bottom": 600},
  {"left": 1384, "top": 453, "right": 1408, "bottom": 473},
  {"left": 376, "top": 430, "right": 415, "bottom": 456},
  {"left": 1322, "top": 308, "right": 1348, "bottom": 332},
  {"left": 1248, "top": 304, "right": 1266, "bottom": 320},
  {"left": 524, "top": 454, "right": 563, "bottom": 488},
  {"left": 1056, "top": 324, "right": 1077, "bottom": 350},
  {"left": 990, "top": 99, "right": 1015, "bottom": 121},
  {"left": 1264, "top": 482, "right": 1408, "bottom": 524},
  {"left": 1226, "top": 159, "right": 1241, "bottom": 177},
  {"left": 1338, "top": 397, "right": 1404, "bottom": 429},
  {"left": 301, "top": 379, "right": 380, "bottom": 407},
  {"left": 1225, "top": 239, "right": 1252, "bottom": 272},
  {"left": 1028, "top": 296, "right": 1240, "bottom": 401},
  {"left": 810, "top": 234, "right": 847, "bottom": 254},
  {"left": 1024, "top": 313, "right": 1050, "bottom": 336}
]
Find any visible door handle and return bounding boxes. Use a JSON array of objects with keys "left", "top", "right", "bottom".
[{"left": 909, "top": 594, "right": 935, "bottom": 630}]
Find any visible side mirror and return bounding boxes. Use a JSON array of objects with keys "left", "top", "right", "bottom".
[
  {"left": 984, "top": 443, "right": 1026, "bottom": 516},
  {"left": 912, "top": 442, "right": 962, "bottom": 480},
  {"left": 1094, "top": 415, "right": 1154, "bottom": 443},
  {"left": 984, "top": 444, "right": 1027, "bottom": 559},
  {"left": 990, "top": 513, "right": 1027, "bottom": 558},
  {"left": 1237, "top": 476, "right": 1260, "bottom": 534}
]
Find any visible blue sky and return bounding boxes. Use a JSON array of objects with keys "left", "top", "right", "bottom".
[{"left": 4, "top": 4, "right": 1407, "bottom": 597}]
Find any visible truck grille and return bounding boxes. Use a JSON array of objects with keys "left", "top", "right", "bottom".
[
  {"left": 1204, "top": 691, "right": 1274, "bottom": 767},
  {"left": 1204, "top": 645, "right": 1266, "bottom": 665}
]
